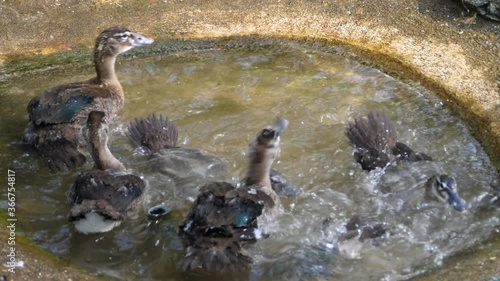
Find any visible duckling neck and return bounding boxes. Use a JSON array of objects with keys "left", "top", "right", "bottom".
[
  {"left": 423, "top": 177, "right": 438, "bottom": 203},
  {"left": 94, "top": 55, "right": 124, "bottom": 100},
  {"left": 89, "top": 128, "right": 125, "bottom": 171},
  {"left": 245, "top": 154, "right": 273, "bottom": 190}
]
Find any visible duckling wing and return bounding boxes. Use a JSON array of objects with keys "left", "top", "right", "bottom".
[
  {"left": 127, "top": 114, "right": 178, "bottom": 153},
  {"left": 345, "top": 111, "right": 398, "bottom": 170},
  {"left": 30, "top": 84, "right": 122, "bottom": 126}
]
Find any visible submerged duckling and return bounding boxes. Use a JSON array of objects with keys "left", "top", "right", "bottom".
[
  {"left": 318, "top": 214, "right": 390, "bottom": 259},
  {"left": 67, "top": 111, "right": 145, "bottom": 234},
  {"left": 336, "top": 215, "right": 390, "bottom": 243},
  {"left": 23, "top": 26, "right": 154, "bottom": 172},
  {"left": 346, "top": 111, "right": 464, "bottom": 212},
  {"left": 178, "top": 117, "right": 288, "bottom": 271}
]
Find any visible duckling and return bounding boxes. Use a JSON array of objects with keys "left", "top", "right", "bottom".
[
  {"left": 67, "top": 111, "right": 145, "bottom": 234},
  {"left": 345, "top": 111, "right": 464, "bottom": 211},
  {"left": 336, "top": 215, "right": 390, "bottom": 243},
  {"left": 127, "top": 114, "right": 298, "bottom": 196},
  {"left": 127, "top": 114, "right": 226, "bottom": 189},
  {"left": 23, "top": 26, "right": 154, "bottom": 172},
  {"left": 345, "top": 111, "right": 431, "bottom": 171},
  {"left": 320, "top": 214, "right": 390, "bottom": 259},
  {"left": 178, "top": 117, "right": 288, "bottom": 271}
]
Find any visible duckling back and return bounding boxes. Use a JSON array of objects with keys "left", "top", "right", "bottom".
[
  {"left": 68, "top": 170, "right": 145, "bottom": 234},
  {"left": 338, "top": 215, "right": 390, "bottom": 243},
  {"left": 179, "top": 182, "right": 273, "bottom": 271}
]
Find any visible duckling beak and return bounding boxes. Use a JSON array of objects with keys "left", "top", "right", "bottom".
[
  {"left": 131, "top": 32, "right": 154, "bottom": 47},
  {"left": 272, "top": 117, "right": 289, "bottom": 137},
  {"left": 448, "top": 191, "right": 465, "bottom": 212}
]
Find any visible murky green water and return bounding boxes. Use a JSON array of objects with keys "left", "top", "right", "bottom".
[{"left": 1, "top": 44, "right": 499, "bottom": 281}]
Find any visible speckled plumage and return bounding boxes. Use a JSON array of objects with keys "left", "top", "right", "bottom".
[
  {"left": 345, "top": 111, "right": 432, "bottom": 171},
  {"left": 346, "top": 111, "right": 464, "bottom": 211},
  {"left": 68, "top": 169, "right": 144, "bottom": 221},
  {"left": 67, "top": 111, "right": 145, "bottom": 234},
  {"left": 127, "top": 114, "right": 299, "bottom": 196},
  {"left": 178, "top": 118, "right": 288, "bottom": 271},
  {"left": 24, "top": 26, "right": 153, "bottom": 172},
  {"left": 178, "top": 182, "right": 268, "bottom": 271},
  {"left": 127, "top": 113, "right": 178, "bottom": 153}
]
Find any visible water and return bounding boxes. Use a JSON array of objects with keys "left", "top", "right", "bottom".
[{"left": 1, "top": 44, "right": 498, "bottom": 281}]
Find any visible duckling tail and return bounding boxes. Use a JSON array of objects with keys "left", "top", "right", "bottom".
[
  {"left": 345, "top": 111, "right": 398, "bottom": 171},
  {"left": 36, "top": 125, "right": 87, "bottom": 172},
  {"left": 127, "top": 114, "right": 178, "bottom": 154},
  {"left": 39, "top": 140, "right": 86, "bottom": 172}
]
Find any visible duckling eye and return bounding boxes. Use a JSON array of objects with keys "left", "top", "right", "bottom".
[
  {"left": 262, "top": 129, "right": 274, "bottom": 138},
  {"left": 116, "top": 34, "right": 129, "bottom": 40}
]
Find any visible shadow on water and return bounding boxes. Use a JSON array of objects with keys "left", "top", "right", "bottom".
[{"left": 0, "top": 43, "right": 498, "bottom": 280}]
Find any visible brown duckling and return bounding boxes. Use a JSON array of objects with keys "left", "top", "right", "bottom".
[
  {"left": 23, "top": 26, "right": 154, "bottom": 172},
  {"left": 178, "top": 117, "right": 288, "bottom": 271},
  {"left": 346, "top": 111, "right": 464, "bottom": 211},
  {"left": 127, "top": 114, "right": 227, "bottom": 190},
  {"left": 67, "top": 111, "right": 145, "bottom": 234},
  {"left": 345, "top": 111, "right": 431, "bottom": 171}
]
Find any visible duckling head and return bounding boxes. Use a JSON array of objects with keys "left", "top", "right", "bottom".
[
  {"left": 427, "top": 175, "right": 464, "bottom": 212},
  {"left": 246, "top": 117, "right": 288, "bottom": 187},
  {"left": 94, "top": 26, "right": 154, "bottom": 61},
  {"left": 249, "top": 117, "right": 289, "bottom": 162}
]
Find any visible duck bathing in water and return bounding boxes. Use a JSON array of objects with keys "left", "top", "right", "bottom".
[
  {"left": 177, "top": 117, "right": 288, "bottom": 271},
  {"left": 23, "top": 26, "right": 154, "bottom": 172},
  {"left": 67, "top": 111, "right": 145, "bottom": 234},
  {"left": 126, "top": 113, "right": 298, "bottom": 197},
  {"left": 127, "top": 113, "right": 223, "bottom": 182},
  {"left": 345, "top": 111, "right": 464, "bottom": 212}
]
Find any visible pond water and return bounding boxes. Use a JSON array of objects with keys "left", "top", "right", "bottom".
[{"left": 1, "top": 44, "right": 499, "bottom": 281}]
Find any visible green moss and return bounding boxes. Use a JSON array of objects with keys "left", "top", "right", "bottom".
[{"left": 1, "top": 49, "right": 91, "bottom": 74}]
